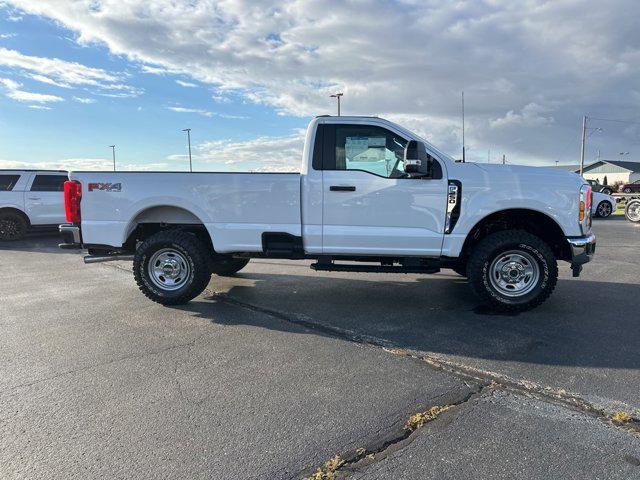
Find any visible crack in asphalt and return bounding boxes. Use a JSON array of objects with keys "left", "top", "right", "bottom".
[
  {"left": 296, "top": 383, "right": 490, "bottom": 479},
  {"left": 211, "top": 291, "right": 640, "bottom": 439},
  {"left": 0, "top": 339, "right": 197, "bottom": 396}
]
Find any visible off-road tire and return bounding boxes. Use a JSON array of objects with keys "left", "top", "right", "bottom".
[
  {"left": 467, "top": 230, "right": 558, "bottom": 312},
  {"left": 210, "top": 257, "right": 250, "bottom": 276},
  {"left": 0, "top": 212, "right": 28, "bottom": 241},
  {"left": 133, "top": 230, "right": 211, "bottom": 305}
]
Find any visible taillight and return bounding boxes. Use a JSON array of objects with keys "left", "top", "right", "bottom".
[
  {"left": 64, "top": 180, "right": 82, "bottom": 223},
  {"left": 579, "top": 184, "right": 591, "bottom": 233}
]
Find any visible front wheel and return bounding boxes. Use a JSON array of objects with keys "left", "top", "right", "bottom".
[
  {"left": 596, "top": 201, "right": 613, "bottom": 218},
  {"left": 626, "top": 200, "right": 640, "bottom": 223},
  {"left": 467, "top": 230, "right": 558, "bottom": 312},
  {"left": 601, "top": 188, "right": 612, "bottom": 195},
  {"left": 624, "top": 187, "right": 633, "bottom": 193},
  {"left": 133, "top": 230, "right": 211, "bottom": 305}
]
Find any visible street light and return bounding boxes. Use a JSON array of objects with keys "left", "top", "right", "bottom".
[
  {"left": 109, "top": 145, "right": 116, "bottom": 171},
  {"left": 182, "top": 128, "right": 192, "bottom": 172},
  {"left": 330, "top": 92, "right": 343, "bottom": 116}
]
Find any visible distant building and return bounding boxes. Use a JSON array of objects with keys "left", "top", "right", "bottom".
[{"left": 575, "top": 160, "right": 640, "bottom": 184}]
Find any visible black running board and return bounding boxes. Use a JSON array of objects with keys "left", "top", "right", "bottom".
[{"left": 310, "top": 262, "right": 440, "bottom": 274}]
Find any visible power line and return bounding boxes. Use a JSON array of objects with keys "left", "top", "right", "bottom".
[{"left": 588, "top": 116, "right": 640, "bottom": 126}]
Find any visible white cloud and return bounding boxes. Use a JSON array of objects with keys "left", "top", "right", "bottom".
[
  {"left": 167, "top": 131, "right": 305, "bottom": 172},
  {"left": 490, "top": 103, "right": 555, "bottom": 129},
  {"left": 73, "top": 96, "right": 95, "bottom": 104},
  {"left": 0, "top": 158, "right": 174, "bottom": 171},
  {"left": 0, "top": 47, "right": 141, "bottom": 96},
  {"left": 167, "top": 106, "right": 214, "bottom": 117},
  {"left": 4, "top": 1, "right": 640, "bottom": 164},
  {"left": 1, "top": 76, "right": 64, "bottom": 103},
  {"left": 0, "top": 33, "right": 16, "bottom": 39},
  {"left": 176, "top": 79, "right": 197, "bottom": 88},
  {"left": 27, "top": 104, "right": 51, "bottom": 110}
]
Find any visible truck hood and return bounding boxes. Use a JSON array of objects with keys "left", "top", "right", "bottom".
[{"left": 469, "top": 163, "right": 585, "bottom": 188}]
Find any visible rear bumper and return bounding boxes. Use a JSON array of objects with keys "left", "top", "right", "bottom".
[
  {"left": 566, "top": 233, "right": 596, "bottom": 276},
  {"left": 59, "top": 223, "right": 82, "bottom": 249}
]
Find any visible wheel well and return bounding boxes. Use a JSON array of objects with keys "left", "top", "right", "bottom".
[
  {"left": 0, "top": 207, "right": 30, "bottom": 226},
  {"left": 460, "top": 209, "right": 571, "bottom": 262},
  {"left": 123, "top": 206, "right": 213, "bottom": 253}
]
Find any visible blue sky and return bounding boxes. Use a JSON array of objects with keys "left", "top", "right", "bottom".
[
  {"left": 0, "top": 1, "right": 638, "bottom": 171},
  {"left": 0, "top": 3, "right": 308, "bottom": 171}
]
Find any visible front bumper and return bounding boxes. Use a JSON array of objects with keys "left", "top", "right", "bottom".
[
  {"left": 567, "top": 233, "right": 596, "bottom": 276},
  {"left": 59, "top": 223, "right": 82, "bottom": 249}
]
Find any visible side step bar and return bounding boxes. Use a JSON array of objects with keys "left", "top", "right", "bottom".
[
  {"left": 84, "top": 255, "right": 134, "bottom": 264},
  {"left": 310, "top": 261, "right": 439, "bottom": 274}
]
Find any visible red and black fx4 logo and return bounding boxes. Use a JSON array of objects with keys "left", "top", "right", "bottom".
[{"left": 88, "top": 182, "right": 122, "bottom": 192}]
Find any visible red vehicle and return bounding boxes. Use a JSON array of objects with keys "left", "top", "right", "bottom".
[{"left": 619, "top": 180, "right": 640, "bottom": 193}]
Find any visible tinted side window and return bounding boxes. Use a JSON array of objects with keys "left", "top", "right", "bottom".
[
  {"left": 0, "top": 175, "right": 20, "bottom": 191},
  {"left": 30, "top": 175, "right": 68, "bottom": 192},
  {"left": 330, "top": 125, "right": 407, "bottom": 178}
]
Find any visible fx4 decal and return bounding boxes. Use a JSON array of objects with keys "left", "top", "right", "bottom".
[{"left": 88, "top": 182, "right": 122, "bottom": 192}]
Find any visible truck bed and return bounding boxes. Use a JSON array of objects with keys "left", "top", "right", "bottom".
[{"left": 70, "top": 171, "right": 301, "bottom": 252}]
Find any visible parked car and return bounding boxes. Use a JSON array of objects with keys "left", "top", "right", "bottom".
[
  {"left": 586, "top": 179, "right": 614, "bottom": 195},
  {"left": 592, "top": 191, "right": 616, "bottom": 218},
  {"left": 0, "top": 170, "right": 68, "bottom": 240},
  {"left": 619, "top": 180, "right": 640, "bottom": 193},
  {"left": 59, "top": 116, "right": 596, "bottom": 312}
]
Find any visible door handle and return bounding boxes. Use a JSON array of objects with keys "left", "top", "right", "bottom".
[
  {"left": 28, "top": 197, "right": 41, "bottom": 200},
  {"left": 330, "top": 185, "right": 356, "bottom": 192}
]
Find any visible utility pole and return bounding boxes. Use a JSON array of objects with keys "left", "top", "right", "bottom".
[
  {"left": 461, "top": 91, "right": 466, "bottom": 163},
  {"left": 182, "top": 128, "right": 192, "bottom": 172},
  {"left": 502, "top": 154, "right": 506, "bottom": 165},
  {"left": 555, "top": 160, "right": 559, "bottom": 167},
  {"left": 487, "top": 148, "right": 490, "bottom": 163},
  {"left": 109, "top": 145, "right": 116, "bottom": 171},
  {"left": 330, "top": 92, "right": 343, "bottom": 116},
  {"left": 579, "top": 115, "right": 587, "bottom": 176}
]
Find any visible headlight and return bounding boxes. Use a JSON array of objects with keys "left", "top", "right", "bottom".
[{"left": 579, "top": 184, "right": 592, "bottom": 234}]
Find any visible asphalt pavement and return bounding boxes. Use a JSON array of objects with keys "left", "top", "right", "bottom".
[{"left": 1, "top": 217, "right": 639, "bottom": 479}]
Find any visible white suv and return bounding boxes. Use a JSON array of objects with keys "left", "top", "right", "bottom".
[{"left": 0, "top": 170, "right": 68, "bottom": 241}]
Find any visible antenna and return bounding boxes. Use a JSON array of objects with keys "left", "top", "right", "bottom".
[{"left": 461, "top": 91, "right": 466, "bottom": 163}]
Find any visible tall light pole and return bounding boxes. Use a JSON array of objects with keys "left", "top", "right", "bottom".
[
  {"left": 182, "top": 128, "right": 192, "bottom": 172},
  {"left": 579, "top": 115, "right": 587, "bottom": 176},
  {"left": 461, "top": 91, "right": 466, "bottom": 163},
  {"left": 330, "top": 92, "right": 343, "bottom": 116},
  {"left": 109, "top": 145, "right": 116, "bottom": 171}
]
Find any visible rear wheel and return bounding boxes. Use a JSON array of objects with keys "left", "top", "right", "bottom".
[
  {"left": 133, "top": 230, "right": 211, "bottom": 305},
  {"left": 210, "top": 257, "right": 250, "bottom": 276},
  {"left": 601, "top": 187, "right": 612, "bottom": 195},
  {"left": 624, "top": 187, "right": 633, "bottom": 193},
  {"left": 467, "top": 230, "right": 557, "bottom": 312},
  {"left": 626, "top": 200, "right": 640, "bottom": 223},
  {"left": 596, "top": 201, "right": 613, "bottom": 218},
  {"left": 0, "top": 212, "right": 27, "bottom": 241}
]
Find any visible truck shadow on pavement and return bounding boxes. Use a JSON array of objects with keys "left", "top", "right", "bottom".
[{"left": 178, "top": 271, "right": 640, "bottom": 371}]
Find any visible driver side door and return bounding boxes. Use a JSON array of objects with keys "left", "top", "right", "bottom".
[{"left": 321, "top": 124, "right": 448, "bottom": 256}]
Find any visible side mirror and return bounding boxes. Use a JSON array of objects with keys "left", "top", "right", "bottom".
[{"left": 403, "top": 140, "right": 433, "bottom": 177}]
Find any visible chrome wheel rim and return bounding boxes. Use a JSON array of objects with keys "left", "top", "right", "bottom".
[
  {"left": 148, "top": 248, "right": 191, "bottom": 291},
  {"left": 628, "top": 202, "right": 640, "bottom": 222},
  {"left": 489, "top": 250, "right": 540, "bottom": 298},
  {"left": 598, "top": 202, "right": 612, "bottom": 217}
]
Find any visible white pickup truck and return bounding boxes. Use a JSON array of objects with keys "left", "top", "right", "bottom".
[
  {"left": 1, "top": 170, "right": 68, "bottom": 240},
  {"left": 59, "top": 116, "right": 596, "bottom": 312}
]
